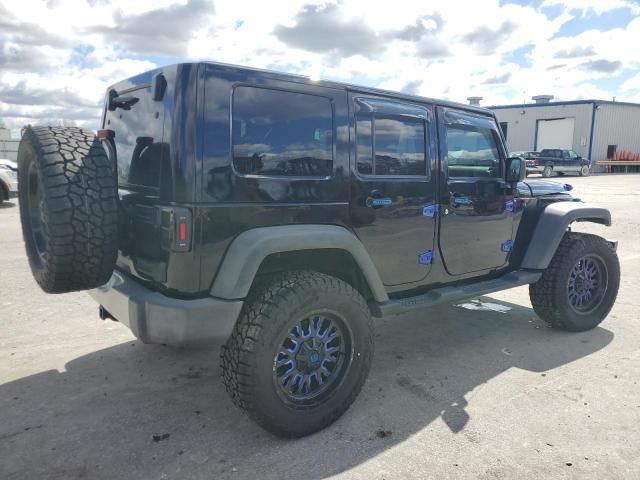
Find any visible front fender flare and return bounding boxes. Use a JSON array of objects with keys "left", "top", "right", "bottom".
[
  {"left": 210, "top": 225, "right": 388, "bottom": 302},
  {"left": 520, "top": 202, "right": 611, "bottom": 270}
]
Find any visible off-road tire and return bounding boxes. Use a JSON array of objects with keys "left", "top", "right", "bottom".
[
  {"left": 0, "top": 181, "right": 8, "bottom": 203},
  {"left": 220, "top": 270, "right": 374, "bottom": 437},
  {"left": 542, "top": 165, "right": 553, "bottom": 177},
  {"left": 529, "top": 233, "right": 619, "bottom": 331},
  {"left": 17, "top": 126, "right": 118, "bottom": 293}
]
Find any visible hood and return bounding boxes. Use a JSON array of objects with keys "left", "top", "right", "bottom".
[{"left": 517, "top": 179, "right": 576, "bottom": 198}]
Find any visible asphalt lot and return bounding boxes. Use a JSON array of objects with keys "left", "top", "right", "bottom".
[{"left": 2, "top": 174, "right": 640, "bottom": 480}]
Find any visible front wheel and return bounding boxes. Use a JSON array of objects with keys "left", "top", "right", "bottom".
[
  {"left": 220, "top": 271, "right": 374, "bottom": 437},
  {"left": 530, "top": 233, "right": 620, "bottom": 331},
  {"left": 580, "top": 165, "right": 590, "bottom": 176},
  {"left": 542, "top": 165, "right": 553, "bottom": 177}
]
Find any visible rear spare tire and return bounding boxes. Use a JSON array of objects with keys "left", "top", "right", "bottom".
[{"left": 17, "top": 126, "right": 118, "bottom": 293}]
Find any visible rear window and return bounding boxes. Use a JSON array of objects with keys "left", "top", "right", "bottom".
[
  {"left": 541, "top": 149, "right": 560, "bottom": 158},
  {"left": 107, "top": 86, "right": 166, "bottom": 193},
  {"left": 356, "top": 113, "right": 427, "bottom": 176},
  {"left": 232, "top": 87, "right": 334, "bottom": 177}
]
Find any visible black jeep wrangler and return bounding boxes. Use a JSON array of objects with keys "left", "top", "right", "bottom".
[{"left": 17, "top": 62, "right": 620, "bottom": 437}]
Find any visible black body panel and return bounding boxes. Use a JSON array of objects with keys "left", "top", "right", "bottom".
[{"left": 102, "top": 61, "right": 576, "bottom": 299}]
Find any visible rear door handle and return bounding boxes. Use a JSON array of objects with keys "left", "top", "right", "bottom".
[{"left": 366, "top": 196, "right": 392, "bottom": 208}]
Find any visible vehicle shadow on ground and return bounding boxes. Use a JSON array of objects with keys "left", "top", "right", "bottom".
[
  {"left": 0, "top": 297, "right": 613, "bottom": 480},
  {"left": 0, "top": 201, "right": 16, "bottom": 209}
]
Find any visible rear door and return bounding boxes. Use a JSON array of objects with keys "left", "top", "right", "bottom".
[
  {"left": 438, "top": 107, "right": 515, "bottom": 275},
  {"left": 103, "top": 68, "right": 199, "bottom": 291},
  {"left": 104, "top": 79, "right": 171, "bottom": 284},
  {"left": 349, "top": 94, "right": 438, "bottom": 287}
]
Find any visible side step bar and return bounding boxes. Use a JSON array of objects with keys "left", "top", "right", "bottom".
[{"left": 378, "top": 269, "right": 542, "bottom": 317}]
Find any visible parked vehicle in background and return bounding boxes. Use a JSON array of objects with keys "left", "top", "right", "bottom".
[
  {"left": 0, "top": 159, "right": 18, "bottom": 204},
  {"left": 511, "top": 151, "right": 541, "bottom": 175},
  {"left": 16, "top": 62, "right": 620, "bottom": 437},
  {"left": 535, "top": 149, "right": 591, "bottom": 177}
]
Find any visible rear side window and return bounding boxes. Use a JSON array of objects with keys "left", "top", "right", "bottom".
[
  {"left": 445, "top": 122, "right": 501, "bottom": 178},
  {"left": 356, "top": 113, "right": 427, "bottom": 176},
  {"left": 232, "top": 86, "right": 333, "bottom": 177}
]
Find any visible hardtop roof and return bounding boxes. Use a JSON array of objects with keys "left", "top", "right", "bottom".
[
  {"left": 201, "top": 61, "right": 491, "bottom": 115},
  {"left": 111, "top": 61, "right": 494, "bottom": 118}
]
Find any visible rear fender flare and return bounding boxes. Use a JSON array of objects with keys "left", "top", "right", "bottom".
[
  {"left": 210, "top": 225, "right": 388, "bottom": 302},
  {"left": 520, "top": 202, "right": 611, "bottom": 270}
]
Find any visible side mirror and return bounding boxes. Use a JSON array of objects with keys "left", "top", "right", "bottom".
[{"left": 506, "top": 156, "right": 526, "bottom": 183}]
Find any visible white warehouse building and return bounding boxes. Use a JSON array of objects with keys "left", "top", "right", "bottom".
[{"left": 489, "top": 96, "right": 640, "bottom": 172}]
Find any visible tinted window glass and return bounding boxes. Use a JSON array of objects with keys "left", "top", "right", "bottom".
[
  {"left": 355, "top": 112, "right": 373, "bottom": 174},
  {"left": 445, "top": 124, "right": 501, "bottom": 178},
  {"left": 232, "top": 87, "right": 333, "bottom": 177},
  {"left": 356, "top": 114, "right": 427, "bottom": 176},
  {"left": 375, "top": 116, "right": 426, "bottom": 175},
  {"left": 107, "top": 87, "right": 166, "bottom": 192}
]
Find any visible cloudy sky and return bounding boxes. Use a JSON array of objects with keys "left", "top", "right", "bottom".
[{"left": 1, "top": 0, "right": 639, "bottom": 131}]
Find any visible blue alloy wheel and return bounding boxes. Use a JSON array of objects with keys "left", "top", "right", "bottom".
[
  {"left": 273, "top": 313, "right": 351, "bottom": 404},
  {"left": 567, "top": 254, "right": 608, "bottom": 314}
]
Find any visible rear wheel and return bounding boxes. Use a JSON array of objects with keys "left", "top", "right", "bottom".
[
  {"left": 220, "top": 271, "right": 374, "bottom": 437},
  {"left": 542, "top": 165, "right": 553, "bottom": 177},
  {"left": 529, "top": 233, "right": 619, "bottom": 331}
]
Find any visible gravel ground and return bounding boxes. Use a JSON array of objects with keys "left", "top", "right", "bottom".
[{"left": 1, "top": 174, "right": 640, "bottom": 480}]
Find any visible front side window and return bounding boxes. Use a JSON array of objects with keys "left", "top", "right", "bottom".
[
  {"left": 445, "top": 122, "right": 501, "bottom": 178},
  {"left": 232, "top": 86, "right": 333, "bottom": 177},
  {"left": 356, "top": 112, "right": 427, "bottom": 176}
]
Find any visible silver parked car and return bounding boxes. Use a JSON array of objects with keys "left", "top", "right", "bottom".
[{"left": 0, "top": 159, "right": 18, "bottom": 204}]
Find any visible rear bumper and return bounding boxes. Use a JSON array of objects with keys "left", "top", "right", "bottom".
[{"left": 88, "top": 271, "right": 243, "bottom": 346}]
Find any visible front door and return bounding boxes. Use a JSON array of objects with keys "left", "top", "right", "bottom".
[
  {"left": 438, "top": 107, "right": 515, "bottom": 276},
  {"left": 349, "top": 94, "right": 438, "bottom": 287}
]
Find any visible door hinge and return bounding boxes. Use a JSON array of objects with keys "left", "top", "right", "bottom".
[
  {"left": 501, "top": 240, "right": 513, "bottom": 252},
  {"left": 422, "top": 203, "right": 440, "bottom": 217},
  {"left": 419, "top": 250, "right": 435, "bottom": 265},
  {"left": 505, "top": 200, "right": 515, "bottom": 213}
]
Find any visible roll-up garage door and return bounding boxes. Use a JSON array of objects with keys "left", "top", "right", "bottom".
[{"left": 536, "top": 117, "right": 575, "bottom": 150}]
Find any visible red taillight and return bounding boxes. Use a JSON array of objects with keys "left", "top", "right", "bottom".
[
  {"left": 179, "top": 221, "right": 187, "bottom": 242},
  {"left": 96, "top": 129, "right": 115, "bottom": 140},
  {"left": 170, "top": 208, "right": 191, "bottom": 252}
]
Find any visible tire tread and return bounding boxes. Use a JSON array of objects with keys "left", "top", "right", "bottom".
[
  {"left": 220, "top": 270, "right": 374, "bottom": 437},
  {"left": 18, "top": 126, "right": 118, "bottom": 293}
]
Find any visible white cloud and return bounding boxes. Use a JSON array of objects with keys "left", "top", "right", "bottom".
[
  {"left": 541, "top": 0, "right": 640, "bottom": 15},
  {"left": 0, "top": 0, "right": 638, "bottom": 129}
]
